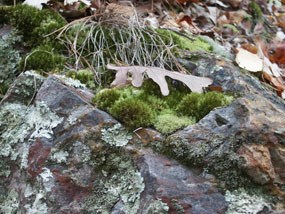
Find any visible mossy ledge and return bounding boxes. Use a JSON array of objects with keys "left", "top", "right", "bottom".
[{"left": 92, "top": 81, "right": 234, "bottom": 134}]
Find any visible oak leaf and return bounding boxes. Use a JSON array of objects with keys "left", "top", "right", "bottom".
[{"left": 107, "top": 64, "right": 213, "bottom": 96}]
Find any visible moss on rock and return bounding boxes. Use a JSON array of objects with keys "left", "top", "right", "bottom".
[
  {"left": 176, "top": 92, "right": 233, "bottom": 121},
  {"left": 154, "top": 110, "right": 195, "bottom": 135},
  {"left": 20, "top": 44, "right": 65, "bottom": 72},
  {"left": 110, "top": 98, "right": 155, "bottom": 130},
  {"left": 7, "top": 4, "right": 66, "bottom": 47}
]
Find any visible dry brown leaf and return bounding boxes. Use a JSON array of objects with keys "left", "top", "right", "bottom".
[
  {"left": 107, "top": 64, "right": 213, "bottom": 96},
  {"left": 262, "top": 72, "right": 285, "bottom": 98},
  {"left": 235, "top": 48, "right": 263, "bottom": 72},
  {"left": 240, "top": 43, "right": 258, "bottom": 54}
]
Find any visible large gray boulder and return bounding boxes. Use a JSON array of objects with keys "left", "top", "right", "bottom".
[{"left": 0, "top": 71, "right": 228, "bottom": 213}]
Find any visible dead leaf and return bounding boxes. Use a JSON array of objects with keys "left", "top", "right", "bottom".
[
  {"left": 262, "top": 72, "right": 285, "bottom": 97},
  {"left": 107, "top": 64, "right": 213, "bottom": 96},
  {"left": 235, "top": 47, "right": 263, "bottom": 72},
  {"left": 240, "top": 43, "right": 258, "bottom": 54}
]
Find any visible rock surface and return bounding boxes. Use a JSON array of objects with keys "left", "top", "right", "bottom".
[
  {"left": 1, "top": 53, "right": 285, "bottom": 213},
  {"left": 0, "top": 71, "right": 228, "bottom": 213}
]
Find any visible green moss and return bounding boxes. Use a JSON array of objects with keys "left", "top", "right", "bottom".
[
  {"left": 92, "top": 88, "right": 121, "bottom": 111},
  {"left": 154, "top": 110, "right": 195, "bottom": 134},
  {"left": 66, "top": 70, "right": 96, "bottom": 89},
  {"left": 20, "top": 44, "right": 65, "bottom": 72},
  {"left": 109, "top": 98, "right": 155, "bottom": 130},
  {"left": 199, "top": 92, "right": 233, "bottom": 119},
  {"left": 176, "top": 92, "right": 202, "bottom": 119},
  {"left": 177, "top": 92, "right": 233, "bottom": 121},
  {"left": 0, "top": 6, "right": 12, "bottom": 25},
  {"left": 157, "top": 29, "right": 213, "bottom": 53},
  {"left": 8, "top": 4, "right": 66, "bottom": 47},
  {"left": 249, "top": 2, "right": 263, "bottom": 24}
]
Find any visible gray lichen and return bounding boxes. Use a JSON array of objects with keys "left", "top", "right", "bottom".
[
  {"left": 50, "top": 150, "right": 69, "bottom": 164},
  {"left": 0, "top": 27, "right": 21, "bottom": 96},
  {"left": 84, "top": 155, "right": 145, "bottom": 213},
  {"left": 0, "top": 189, "right": 19, "bottom": 214},
  {"left": 144, "top": 199, "right": 169, "bottom": 214},
  {"left": 101, "top": 123, "right": 132, "bottom": 147},
  {"left": 38, "top": 168, "right": 54, "bottom": 192},
  {"left": 24, "top": 192, "right": 48, "bottom": 214},
  {"left": 225, "top": 188, "right": 272, "bottom": 214},
  {"left": 0, "top": 101, "right": 63, "bottom": 163},
  {"left": 53, "top": 74, "right": 86, "bottom": 89}
]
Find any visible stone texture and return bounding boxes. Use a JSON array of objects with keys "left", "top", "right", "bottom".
[
  {"left": 0, "top": 72, "right": 227, "bottom": 213},
  {"left": 136, "top": 149, "right": 227, "bottom": 214},
  {"left": 165, "top": 56, "right": 285, "bottom": 209}
]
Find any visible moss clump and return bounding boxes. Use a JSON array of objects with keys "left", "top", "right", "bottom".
[
  {"left": 154, "top": 110, "right": 195, "bottom": 134},
  {"left": 109, "top": 98, "right": 154, "bottom": 130},
  {"left": 8, "top": 4, "right": 66, "bottom": 47},
  {"left": 0, "top": 6, "right": 12, "bottom": 25},
  {"left": 177, "top": 92, "right": 233, "bottom": 121},
  {"left": 157, "top": 29, "right": 213, "bottom": 53},
  {"left": 21, "top": 44, "right": 65, "bottom": 72},
  {"left": 92, "top": 83, "right": 233, "bottom": 133},
  {"left": 66, "top": 70, "right": 96, "bottom": 89},
  {"left": 92, "top": 89, "right": 121, "bottom": 111}
]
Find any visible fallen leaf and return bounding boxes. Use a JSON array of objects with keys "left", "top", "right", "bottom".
[
  {"left": 262, "top": 72, "right": 285, "bottom": 97},
  {"left": 235, "top": 47, "right": 263, "bottom": 72},
  {"left": 240, "top": 43, "right": 258, "bottom": 54},
  {"left": 107, "top": 64, "right": 213, "bottom": 96}
]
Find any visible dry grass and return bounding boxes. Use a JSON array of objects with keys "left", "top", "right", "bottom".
[{"left": 53, "top": 9, "right": 181, "bottom": 86}]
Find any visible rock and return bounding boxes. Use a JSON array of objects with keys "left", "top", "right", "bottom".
[
  {"left": 161, "top": 56, "right": 285, "bottom": 211},
  {"left": 165, "top": 94, "right": 285, "bottom": 198},
  {"left": 135, "top": 149, "right": 227, "bottom": 214},
  {"left": 0, "top": 73, "right": 227, "bottom": 213},
  {"left": 1, "top": 71, "right": 45, "bottom": 105}
]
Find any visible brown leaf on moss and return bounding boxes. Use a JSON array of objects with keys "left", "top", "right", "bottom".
[{"left": 107, "top": 64, "right": 213, "bottom": 96}]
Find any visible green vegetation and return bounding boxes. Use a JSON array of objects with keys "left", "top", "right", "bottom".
[
  {"left": 154, "top": 110, "right": 195, "bottom": 134},
  {"left": 157, "top": 29, "right": 213, "bottom": 53},
  {"left": 92, "top": 81, "right": 233, "bottom": 133},
  {"left": 92, "top": 89, "right": 121, "bottom": 111},
  {"left": 6, "top": 4, "right": 66, "bottom": 47},
  {"left": 249, "top": 2, "right": 263, "bottom": 23},
  {"left": 177, "top": 92, "right": 233, "bottom": 121},
  {"left": 66, "top": 70, "right": 96, "bottom": 89},
  {"left": 109, "top": 98, "right": 155, "bottom": 130},
  {"left": 0, "top": 4, "right": 67, "bottom": 79},
  {"left": 21, "top": 44, "right": 65, "bottom": 72}
]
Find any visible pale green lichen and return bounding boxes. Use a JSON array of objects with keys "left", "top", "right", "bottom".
[
  {"left": 0, "top": 189, "right": 19, "bottom": 214},
  {"left": 225, "top": 188, "right": 272, "bottom": 214},
  {"left": 84, "top": 157, "right": 145, "bottom": 213},
  {"left": 23, "top": 183, "right": 50, "bottom": 213},
  {"left": 101, "top": 123, "right": 132, "bottom": 147},
  {"left": 50, "top": 150, "right": 69, "bottom": 164},
  {"left": 72, "top": 141, "right": 91, "bottom": 163},
  {"left": 0, "top": 102, "right": 63, "bottom": 162},
  {"left": 0, "top": 28, "right": 21, "bottom": 96},
  {"left": 145, "top": 199, "right": 169, "bottom": 214},
  {"left": 53, "top": 74, "right": 87, "bottom": 89},
  {"left": 0, "top": 159, "right": 10, "bottom": 177},
  {"left": 39, "top": 168, "right": 54, "bottom": 192},
  {"left": 24, "top": 192, "right": 48, "bottom": 214}
]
